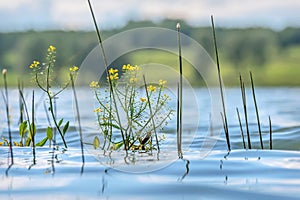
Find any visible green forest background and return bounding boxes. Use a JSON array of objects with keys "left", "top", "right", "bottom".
[{"left": 1, "top": 20, "right": 300, "bottom": 86}]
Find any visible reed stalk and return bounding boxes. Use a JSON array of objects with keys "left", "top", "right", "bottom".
[
  {"left": 176, "top": 22, "right": 183, "bottom": 158},
  {"left": 18, "top": 80, "right": 24, "bottom": 124},
  {"left": 211, "top": 15, "right": 230, "bottom": 151},
  {"left": 70, "top": 73, "right": 85, "bottom": 165},
  {"left": 143, "top": 75, "right": 160, "bottom": 151},
  {"left": 31, "top": 91, "right": 36, "bottom": 164},
  {"left": 239, "top": 74, "right": 251, "bottom": 149},
  {"left": 269, "top": 116, "right": 272, "bottom": 150},
  {"left": 236, "top": 107, "right": 246, "bottom": 149},
  {"left": 2, "top": 69, "right": 13, "bottom": 164},
  {"left": 250, "top": 71, "right": 263, "bottom": 149},
  {"left": 87, "top": 0, "right": 126, "bottom": 150}
]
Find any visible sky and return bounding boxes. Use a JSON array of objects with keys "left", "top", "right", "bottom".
[{"left": 0, "top": 0, "right": 300, "bottom": 32}]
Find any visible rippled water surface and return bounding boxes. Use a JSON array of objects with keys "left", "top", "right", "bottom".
[{"left": 1, "top": 87, "right": 300, "bottom": 199}]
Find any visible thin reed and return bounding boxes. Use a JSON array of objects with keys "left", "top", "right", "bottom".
[
  {"left": 211, "top": 15, "right": 230, "bottom": 151},
  {"left": 236, "top": 107, "right": 246, "bottom": 149},
  {"left": 176, "top": 22, "right": 183, "bottom": 158},
  {"left": 250, "top": 71, "right": 263, "bottom": 149},
  {"left": 70, "top": 71, "right": 85, "bottom": 166},
  {"left": 87, "top": 0, "right": 126, "bottom": 150},
  {"left": 239, "top": 74, "right": 251, "bottom": 149},
  {"left": 143, "top": 75, "right": 160, "bottom": 151},
  {"left": 269, "top": 116, "right": 272, "bottom": 150},
  {"left": 2, "top": 69, "right": 13, "bottom": 164}
]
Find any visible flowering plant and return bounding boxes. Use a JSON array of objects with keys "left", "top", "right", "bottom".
[{"left": 90, "top": 64, "right": 174, "bottom": 151}]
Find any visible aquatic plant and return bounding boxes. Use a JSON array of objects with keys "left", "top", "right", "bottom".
[
  {"left": 211, "top": 15, "right": 231, "bottom": 151},
  {"left": 29, "top": 45, "right": 72, "bottom": 148},
  {"left": 90, "top": 64, "right": 174, "bottom": 151}
]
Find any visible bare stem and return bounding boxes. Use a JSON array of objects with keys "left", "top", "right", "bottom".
[
  {"left": 70, "top": 74, "right": 85, "bottom": 167},
  {"left": 143, "top": 75, "right": 159, "bottom": 151},
  {"left": 250, "top": 71, "right": 263, "bottom": 149},
  {"left": 2, "top": 69, "right": 13, "bottom": 165},
  {"left": 87, "top": 0, "right": 126, "bottom": 150},
  {"left": 211, "top": 15, "right": 230, "bottom": 151},
  {"left": 269, "top": 116, "right": 272, "bottom": 150},
  {"left": 236, "top": 107, "right": 246, "bottom": 149},
  {"left": 240, "top": 74, "right": 251, "bottom": 149},
  {"left": 176, "top": 22, "right": 183, "bottom": 158}
]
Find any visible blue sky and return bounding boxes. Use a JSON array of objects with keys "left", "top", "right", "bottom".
[{"left": 1, "top": 0, "right": 300, "bottom": 31}]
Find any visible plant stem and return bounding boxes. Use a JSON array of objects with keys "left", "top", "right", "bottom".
[
  {"left": 240, "top": 74, "right": 251, "bottom": 149},
  {"left": 70, "top": 73, "right": 85, "bottom": 166},
  {"left": 269, "top": 116, "right": 272, "bottom": 150},
  {"left": 31, "top": 90, "right": 36, "bottom": 164},
  {"left": 143, "top": 75, "right": 159, "bottom": 151},
  {"left": 2, "top": 69, "right": 13, "bottom": 164},
  {"left": 87, "top": 0, "right": 126, "bottom": 150},
  {"left": 236, "top": 107, "right": 246, "bottom": 149},
  {"left": 211, "top": 15, "right": 230, "bottom": 151},
  {"left": 250, "top": 71, "right": 263, "bottom": 149},
  {"left": 176, "top": 22, "right": 183, "bottom": 158}
]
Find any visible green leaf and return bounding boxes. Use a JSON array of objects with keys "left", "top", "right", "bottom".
[
  {"left": 113, "top": 141, "right": 123, "bottom": 150},
  {"left": 19, "top": 121, "right": 28, "bottom": 138},
  {"left": 99, "top": 122, "right": 120, "bottom": 130},
  {"left": 46, "top": 127, "right": 53, "bottom": 140},
  {"left": 93, "top": 136, "right": 100, "bottom": 149},
  {"left": 58, "top": 118, "right": 64, "bottom": 127},
  {"left": 36, "top": 137, "right": 48, "bottom": 147},
  {"left": 25, "top": 137, "right": 31, "bottom": 146},
  {"left": 63, "top": 121, "right": 69, "bottom": 136}
]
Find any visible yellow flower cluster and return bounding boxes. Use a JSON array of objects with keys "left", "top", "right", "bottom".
[
  {"left": 130, "top": 77, "right": 138, "bottom": 84},
  {"left": 159, "top": 79, "right": 167, "bottom": 87},
  {"left": 147, "top": 85, "right": 156, "bottom": 92},
  {"left": 69, "top": 66, "right": 79, "bottom": 72},
  {"left": 107, "top": 68, "right": 119, "bottom": 81},
  {"left": 90, "top": 81, "right": 100, "bottom": 88},
  {"left": 29, "top": 60, "right": 40, "bottom": 69},
  {"left": 48, "top": 45, "right": 56, "bottom": 52},
  {"left": 122, "top": 64, "right": 140, "bottom": 71}
]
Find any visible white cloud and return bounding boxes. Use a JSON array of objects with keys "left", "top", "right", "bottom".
[{"left": 0, "top": 0, "right": 300, "bottom": 31}]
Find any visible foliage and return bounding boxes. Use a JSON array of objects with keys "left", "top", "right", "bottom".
[
  {"left": 1, "top": 21, "right": 300, "bottom": 87},
  {"left": 90, "top": 64, "right": 174, "bottom": 151}
]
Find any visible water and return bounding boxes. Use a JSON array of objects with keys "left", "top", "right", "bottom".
[{"left": 1, "top": 87, "right": 300, "bottom": 199}]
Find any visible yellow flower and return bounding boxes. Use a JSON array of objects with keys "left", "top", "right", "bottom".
[
  {"left": 130, "top": 77, "right": 138, "bottom": 84},
  {"left": 69, "top": 66, "right": 79, "bottom": 72},
  {"left": 29, "top": 60, "right": 40, "bottom": 69},
  {"left": 140, "top": 97, "right": 147, "bottom": 102},
  {"left": 89, "top": 81, "right": 100, "bottom": 88},
  {"left": 108, "top": 68, "right": 118, "bottom": 75},
  {"left": 159, "top": 79, "right": 167, "bottom": 87},
  {"left": 147, "top": 85, "right": 156, "bottom": 92},
  {"left": 48, "top": 45, "right": 56, "bottom": 52},
  {"left": 93, "top": 108, "right": 102, "bottom": 113},
  {"left": 122, "top": 64, "right": 140, "bottom": 71},
  {"left": 0, "top": 141, "right": 4, "bottom": 146}
]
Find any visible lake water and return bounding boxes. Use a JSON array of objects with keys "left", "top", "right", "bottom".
[{"left": 1, "top": 87, "right": 300, "bottom": 199}]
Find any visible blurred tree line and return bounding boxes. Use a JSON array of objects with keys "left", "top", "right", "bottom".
[{"left": 0, "top": 20, "right": 299, "bottom": 85}]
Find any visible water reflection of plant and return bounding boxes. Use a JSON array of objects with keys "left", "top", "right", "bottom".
[{"left": 90, "top": 64, "right": 174, "bottom": 151}]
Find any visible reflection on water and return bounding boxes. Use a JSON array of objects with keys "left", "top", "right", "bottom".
[{"left": 0, "top": 87, "right": 300, "bottom": 199}]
